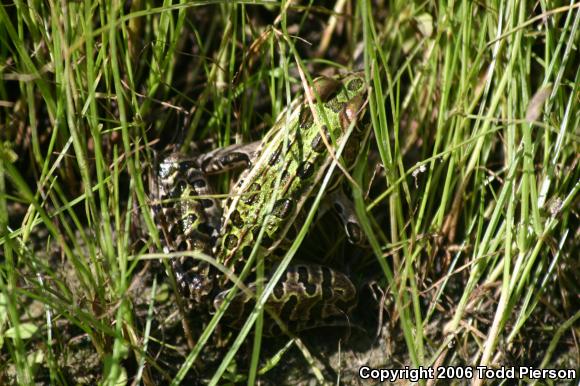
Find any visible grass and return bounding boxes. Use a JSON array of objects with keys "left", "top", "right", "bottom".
[{"left": 1, "top": 0, "right": 579, "bottom": 385}]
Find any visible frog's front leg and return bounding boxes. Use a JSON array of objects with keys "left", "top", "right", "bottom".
[
  {"left": 197, "top": 141, "right": 261, "bottom": 174},
  {"left": 213, "top": 264, "right": 357, "bottom": 335},
  {"left": 317, "top": 188, "right": 365, "bottom": 245}
]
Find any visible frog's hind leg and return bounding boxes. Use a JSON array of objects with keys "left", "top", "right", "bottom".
[
  {"left": 213, "top": 264, "right": 357, "bottom": 336},
  {"left": 153, "top": 152, "right": 222, "bottom": 304}
]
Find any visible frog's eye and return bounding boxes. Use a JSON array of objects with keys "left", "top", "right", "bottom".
[{"left": 346, "top": 76, "right": 364, "bottom": 93}]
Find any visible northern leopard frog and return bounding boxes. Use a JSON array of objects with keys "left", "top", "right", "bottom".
[{"left": 153, "top": 72, "right": 369, "bottom": 334}]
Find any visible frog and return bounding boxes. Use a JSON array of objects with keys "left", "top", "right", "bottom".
[{"left": 152, "top": 72, "right": 369, "bottom": 335}]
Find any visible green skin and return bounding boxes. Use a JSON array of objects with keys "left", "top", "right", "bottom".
[{"left": 155, "top": 72, "right": 369, "bottom": 334}]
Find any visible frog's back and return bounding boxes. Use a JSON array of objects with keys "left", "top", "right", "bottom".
[{"left": 215, "top": 72, "right": 368, "bottom": 275}]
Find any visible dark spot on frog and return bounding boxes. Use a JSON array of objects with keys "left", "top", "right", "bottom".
[
  {"left": 297, "top": 266, "right": 309, "bottom": 284},
  {"left": 251, "top": 226, "right": 273, "bottom": 248},
  {"left": 200, "top": 199, "right": 214, "bottom": 208},
  {"left": 269, "top": 144, "right": 283, "bottom": 166},
  {"left": 242, "top": 246, "right": 252, "bottom": 259},
  {"left": 260, "top": 234, "right": 273, "bottom": 248},
  {"left": 230, "top": 210, "right": 244, "bottom": 228},
  {"left": 271, "top": 198, "right": 294, "bottom": 219},
  {"left": 225, "top": 234, "right": 239, "bottom": 249},
  {"left": 299, "top": 105, "right": 314, "bottom": 129},
  {"left": 178, "top": 160, "right": 196, "bottom": 173},
  {"left": 191, "top": 178, "right": 206, "bottom": 189},
  {"left": 304, "top": 283, "right": 317, "bottom": 297},
  {"left": 242, "top": 183, "right": 261, "bottom": 205},
  {"left": 311, "top": 125, "right": 330, "bottom": 153},
  {"left": 297, "top": 161, "right": 314, "bottom": 179},
  {"left": 168, "top": 223, "right": 180, "bottom": 239},
  {"left": 279, "top": 294, "right": 298, "bottom": 320},
  {"left": 177, "top": 239, "right": 188, "bottom": 251},
  {"left": 197, "top": 222, "right": 213, "bottom": 236},
  {"left": 273, "top": 285, "right": 284, "bottom": 300}
]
